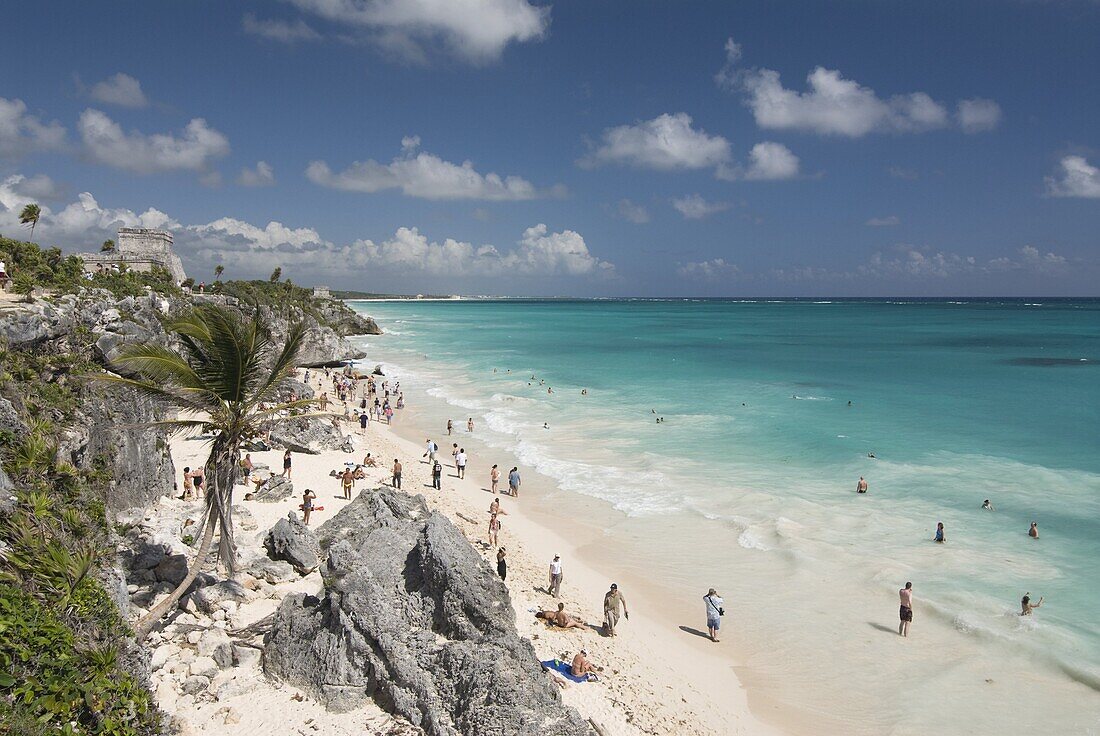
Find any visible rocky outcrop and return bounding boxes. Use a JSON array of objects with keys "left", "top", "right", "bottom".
[
  {"left": 251, "top": 475, "right": 294, "bottom": 502},
  {"left": 268, "top": 416, "right": 345, "bottom": 454},
  {"left": 263, "top": 512, "right": 321, "bottom": 574},
  {"left": 263, "top": 488, "right": 592, "bottom": 736}
]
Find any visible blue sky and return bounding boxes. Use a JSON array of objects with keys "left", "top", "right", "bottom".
[{"left": 1, "top": 0, "right": 1098, "bottom": 296}]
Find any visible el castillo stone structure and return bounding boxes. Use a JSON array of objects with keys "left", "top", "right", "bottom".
[{"left": 79, "top": 227, "right": 187, "bottom": 283}]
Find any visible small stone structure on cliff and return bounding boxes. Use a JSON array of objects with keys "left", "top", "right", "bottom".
[{"left": 79, "top": 227, "right": 188, "bottom": 283}]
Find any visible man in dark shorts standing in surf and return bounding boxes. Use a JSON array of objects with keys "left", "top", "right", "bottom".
[{"left": 899, "top": 582, "right": 913, "bottom": 637}]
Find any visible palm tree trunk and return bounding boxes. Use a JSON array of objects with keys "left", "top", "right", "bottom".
[
  {"left": 132, "top": 503, "right": 217, "bottom": 641},
  {"left": 207, "top": 436, "right": 240, "bottom": 576}
]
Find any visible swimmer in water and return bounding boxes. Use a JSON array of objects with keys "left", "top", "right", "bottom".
[
  {"left": 868, "top": 452, "right": 877, "bottom": 459},
  {"left": 934, "top": 522, "right": 946, "bottom": 543},
  {"left": 543, "top": 422, "right": 550, "bottom": 430},
  {"left": 856, "top": 476, "right": 868, "bottom": 494},
  {"left": 982, "top": 499, "right": 995, "bottom": 511},
  {"left": 1020, "top": 592, "right": 1043, "bottom": 615},
  {"left": 1028, "top": 522, "right": 1039, "bottom": 538}
]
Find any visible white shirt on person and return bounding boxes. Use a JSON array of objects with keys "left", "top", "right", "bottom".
[
  {"left": 549, "top": 560, "right": 562, "bottom": 576},
  {"left": 456, "top": 452, "right": 467, "bottom": 467},
  {"left": 705, "top": 595, "right": 724, "bottom": 617}
]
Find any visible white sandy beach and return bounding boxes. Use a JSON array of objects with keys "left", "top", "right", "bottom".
[{"left": 148, "top": 368, "right": 780, "bottom": 736}]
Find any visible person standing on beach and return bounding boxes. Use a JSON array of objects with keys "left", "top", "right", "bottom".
[
  {"left": 424, "top": 439, "right": 437, "bottom": 464},
  {"left": 302, "top": 488, "right": 317, "bottom": 526},
  {"left": 491, "top": 464, "right": 501, "bottom": 493},
  {"left": 447, "top": 419, "right": 453, "bottom": 435},
  {"left": 240, "top": 454, "right": 253, "bottom": 484},
  {"left": 432, "top": 460, "right": 443, "bottom": 490},
  {"left": 704, "top": 588, "right": 724, "bottom": 642},
  {"left": 496, "top": 547, "right": 507, "bottom": 581},
  {"left": 508, "top": 467, "right": 521, "bottom": 497},
  {"left": 856, "top": 476, "right": 868, "bottom": 494},
  {"left": 603, "top": 583, "right": 629, "bottom": 637},
  {"left": 488, "top": 513, "right": 501, "bottom": 547},
  {"left": 899, "top": 582, "right": 913, "bottom": 637},
  {"left": 181, "top": 467, "right": 194, "bottom": 500},
  {"left": 320, "top": 393, "right": 329, "bottom": 411},
  {"left": 467, "top": 417, "right": 474, "bottom": 432},
  {"left": 548, "top": 555, "right": 563, "bottom": 598},
  {"left": 1029, "top": 522, "right": 1040, "bottom": 538},
  {"left": 359, "top": 411, "right": 369, "bottom": 433},
  {"left": 456, "top": 448, "right": 467, "bottom": 479},
  {"left": 341, "top": 468, "right": 354, "bottom": 500},
  {"left": 282, "top": 449, "right": 292, "bottom": 479},
  {"left": 392, "top": 459, "right": 402, "bottom": 489}
]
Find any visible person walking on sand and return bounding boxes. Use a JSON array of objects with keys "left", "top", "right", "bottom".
[
  {"left": 934, "top": 522, "right": 946, "bottom": 543},
  {"left": 899, "top": 582, "right": 913, "bottom": 637},
  {"left": 496, "top": 547, "right": 507, "bottom": 581},
  {"left": 491, "top": 464, "right": 501, "bottom": 493},
  {"left": 181, "top": 467, "right": 194, "bottom": 501},
  {"left": 424, "top": 439, "right": 437, "bottom": 464},
  {"left": 1020, "top": 592, "right": 1043, "bottom": 616},
  {"left": 548, "top": 555, "right": 563, "bottom": 598},
  {"left": 320, "top": 392, "right": 329, "bottom": 411},
  {"left": 240, "top": 453, "right": 253, "bottom": 484},
  {"left": 856, "top": 476, "right": 868, "bottom": 494},
  {"left": 508, "top": 467, "right": 521, "bottom": 497},
  {"left": 456, "top": 448, "right": 467, "bottom": 479},
  {"left": 392, "top": 459, "right": 402, "bottom": 489},
  {"left": 447, "top": 419, "right": 453, "bottom": 435},
  {"left": 704, "top": 588, "right": 724, "bottom": 642},
  {"left": 341, "top": 468, "right": 354, "bottom": 500},
  {"left": 432, "top": 460, "right": 443, "bottom": 490},
  {"left": 488, "top": 513, "right": 501, "bottom": 547},
  {"left": 603, "top": 583, "right": 629, "bottom": 637},
  {"left": 1029, "top": 522, "right": 1039, "bottom": 538},
  {"left": 282, "top": 449, "right": 293, "bottom": 479},
  {"left": 302, "top": 488, "right": 317, "bottom": 526},
  {"left": 359, "top": 411, "right": 369, "bottom": 433},
  {"left": 467, "top": 417, "right": 474, "bottom": 432}
]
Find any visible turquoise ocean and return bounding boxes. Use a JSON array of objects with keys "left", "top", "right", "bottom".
[{"left": 349, "top": 298, "right": 1100, "bottom": 735}]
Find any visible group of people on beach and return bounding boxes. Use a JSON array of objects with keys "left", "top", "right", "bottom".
[{"left": 855, "top": 472, "right": 1048, "bottom": 636}]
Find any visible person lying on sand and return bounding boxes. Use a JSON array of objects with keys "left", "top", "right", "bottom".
[
  {"left": 571, "top": 649, "right": 602, "bottom": 681},
  {"left": 536, "top": 603, "right": 586, "bottom": 629}
]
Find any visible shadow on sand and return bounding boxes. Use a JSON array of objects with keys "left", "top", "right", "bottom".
[{"left": 678, "top": 625, "right": 713, "bottom": 640}]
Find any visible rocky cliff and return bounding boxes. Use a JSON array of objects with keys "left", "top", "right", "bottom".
[{"left": 263, "top": 488, "right": 593, "bottom": 736}]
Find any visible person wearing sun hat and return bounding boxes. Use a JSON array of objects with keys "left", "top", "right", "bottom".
[{"left": 704, "top": 588, "right": 725, "bottom": 642}]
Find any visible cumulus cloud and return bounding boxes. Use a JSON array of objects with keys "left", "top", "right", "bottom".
[
  {"left": 580, "top": 113, "right": 731, "bottom": 171},
  {"left": 237, "top": 161, "right": 276, "bottom": 187},
  {"left": 956, "top": 98, "right": 1002, "bottom": 133},
  {"left": 672, "top": 194, "right": 731, "bottom": 220},
  {"left": 89, "top": 73, "right": 149, "bottom": 108},
  {"left": 78, "top": 109, "right": 230, "bottom": 174},
  {"left": 0, "top": 97, "right": 66, "bottom": 158},
  {"left": 306, "top": 138, "right": 556, "bottom": 200},
  {"left": 718, "top": 38, "right": 996, "bottom": 138},
  {"left": 242, "top": 13, "right": 322, "bottom": 42},
  {"left": 858, "top": 244, "right": 1068, "bottom": 279},
  {"left": 717, "top": 141, "right": 800, "bottom": 181},
  {"left": 0, "top": 173, "right": 60, "bottom": 202},
  {"left": 285, "top": 0, "right": 549, "bottom": 63},
  {"left": 613, "top": 198, "right": 650, "bottom": 224},
  {"left": 866, "top": 215, "right": 900, "bottom": 227},
  {"left": 1045, "top": 155, "right": 1100, "bottom": 199},
  {"left": 677, "top": 258, "right": 739, "bottom": 280}
]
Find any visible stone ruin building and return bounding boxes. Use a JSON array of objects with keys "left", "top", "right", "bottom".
[{"left": 79, "top": 227, "right": 187, "bottom": 283}]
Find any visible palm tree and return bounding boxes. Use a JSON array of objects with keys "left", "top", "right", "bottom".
[
  {"left": 101, "top": 239, "right": 116, "bottom": 252},
  {"left": 269, "top": 266, "right": 281, "bottom": 282},
  {"left": 95, "top": 303, "right": 306, "bottom": 639},
  {"left": 19, "top": 204, "right": 41, "bottom": 240},
  {"left": 214, "top": 264, "right": 224, "bottom": 281}
]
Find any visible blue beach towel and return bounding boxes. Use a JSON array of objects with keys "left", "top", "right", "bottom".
[{"left": 541, "top": 659, "right": 590, "bottom": 683}]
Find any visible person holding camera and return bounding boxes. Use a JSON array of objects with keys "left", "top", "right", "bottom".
[{"left": 704, "top": 588, "right": 725, "bottom": 642}]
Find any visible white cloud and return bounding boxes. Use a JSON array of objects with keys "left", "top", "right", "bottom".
[
  {"left": 580, "top": 113, "right": 732, "bottom": 171},
  {"left": 677, "top": 258, "right": 739, "bottom": 280},
  {"left": 718, "top": 141, "right": 801, "bottom": 181},
  {"left": 738, "top": 66, "right": 948, "bottom": 136},
  {"left": 957, "top": 98, "right": 1002, "bottom": 133},
  {"left": 0, "top": 97, "right": 66, "bottom": 158},
  {"left": 672, "top": 194, "right": 731, "bottom": 219},
  {"left": 285, "top": 0, "right": 549, "bottom": 63},
  {"left": 1045, "top": 155, "right": 1100, "bottom": 199},
  {"left": 866, "top": 215, "right": 900, "bottom": 227},
  {"left": 237, "top": 161, "right": 276, "bottom": 187},
  {"left": 0, "top": 173, "right": 59, "bottom": 202},
  {"left": 306, "top": 138, "right": 555, "bottom": 200},
  {"left": 78, "top": 109, "right": 230, "bottom": 174},
  {"left": 89, "top": 73, "right": 149, "bottom": 108},
  {"left": 613, "top": 198, "right": 650, "bottom": 224},
  {"left": 719, "top": 38, "right": 998, "bottom": 138},
  {"left": 242, "top": 13, "right": 321, "bottom": 42}
]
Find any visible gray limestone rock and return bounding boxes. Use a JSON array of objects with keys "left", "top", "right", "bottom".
[
  {"left": 263, "top": 488, "right": 591, "bottom": 736},
  {"left": 192, "top": 580, "right": 252, "bottom": 614},
  {"left": 252, "top": 474, "right": 294, "bottom": 502},
  {"left": 246, "top": 557, "right": 297, "bottom": 585},
  {"left": 263, "top": 513, "right": 321, "bottom": 575},
  {"left": 268, "top": 416, "right": 345, "bottom": 454},
  {"left": 154, "top": 553, "right": 189, "bottom": 585}
]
